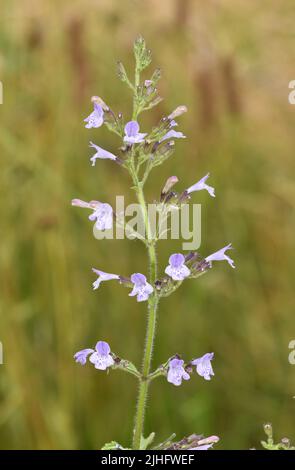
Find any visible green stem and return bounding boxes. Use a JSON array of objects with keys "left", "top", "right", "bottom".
[
  {"left": 129, "top": 63, "right": 159, "bottom": 449},
  {"left": 132, "top": 181, "right": 159, "bottom": 449},
  {"left": 132, "top": 67, "right": 140, "bottom": 120}
]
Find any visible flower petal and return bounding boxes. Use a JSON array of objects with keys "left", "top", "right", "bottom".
[
  {"left": 186, "top": 173, "right": 215, "bottom": 198},
  {"left": 95, "top": 341, "right": 111, "bottom": 356},
  {"left": 169, "top": 253, "right": 185, "bottom": 268},
  {"left": 160, "top": 130, "right": 186, "bottom": 142},
  {"left": 125, "top": 120, "right": 140, "bottom": 137}
]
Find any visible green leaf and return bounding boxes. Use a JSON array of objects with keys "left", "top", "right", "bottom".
[
  {"left": 150, "top": 68, "right": 161, "bottom": 85},
  {"left": 153, "top": 433, "right": 177, "bottom": 450},
  {"left": 101, "top": 441, "right": 123, "bottom": 450},
  {"left": 117, "top": 61, "right": 134, "bottom": 91},
  {"left": 140, "top": 432, "right": 155, "bottom": 450}
]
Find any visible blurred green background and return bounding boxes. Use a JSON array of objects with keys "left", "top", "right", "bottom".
[{"left": 0, "top": 0, "right": 295, "bottom": 450}]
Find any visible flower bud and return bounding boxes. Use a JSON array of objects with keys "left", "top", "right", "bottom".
[
  {"left": 91, "top": 95, "right": 109, "bottom": 112},
  {"left": 161, "top": 176, "right": 179, "bottom": 196},
  {"left": 168, "top": 105, "right": 187, "bottom": 120},
  {"left": 263, "top": 423, "right": 273, "bottom": 438},
  {"left": 281, "top": 437, "right": 290, "bottom": 448},
  {"left": 117, "top": 61, "right": 128, "bottom": 83},
  {"left": 150, "top": 67, "right": 161, "bottom": 84}
]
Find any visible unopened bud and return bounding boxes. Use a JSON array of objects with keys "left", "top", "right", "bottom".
[
  {"left": 150, "top": 67, "right": 161, "bottom": 84},
  {"left": 197, "top": 435, "right": 220, "bottom": 445},
  {"left": 134, "top": 35, "right": 145, "bottom": 53},
  {"left": 263, "top": 423, "right": 273, "bottom": 438},
  {"left": 91, "top": 96, "right": 109, "bottom": 112},
  {"left": 117, "top": 61, "right": 128, "bottom": 82},
  {"left": 161, "top": 176, "right": 179, "bottom": 196},
  {"left": 168, "top": 105, "right": 187, "bottom": 120},
  {"left": 281, "top": 437, "right": 290, "bottom": 447},
  {"left": 148, "top": 96, "right": 163, "bottom": 107},
  {"left": 185, "top": 252, "right": 199, "bottom": 263},
  {"left": 157, "top": 141, "right": 174, "bottom": 155}
]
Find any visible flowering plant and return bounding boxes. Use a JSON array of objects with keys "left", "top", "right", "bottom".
[{"left": 72, "top": 37, "right": 234, "bottom": 450}]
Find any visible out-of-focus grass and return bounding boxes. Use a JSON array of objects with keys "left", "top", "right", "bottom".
[{"left": 0, "top": 0, "right": 294, "bottom": 449}]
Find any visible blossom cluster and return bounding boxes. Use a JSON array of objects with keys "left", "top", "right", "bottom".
[
  {"left": 72, "top": 37, "right": 235, "bottom": 450},
  {"left": 74, "top": 340, "right": 214, "bottom": 387}
]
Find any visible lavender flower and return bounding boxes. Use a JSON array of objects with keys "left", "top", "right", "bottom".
[
  {"left": 89, "top": 341, "right": 115, "bottom": 370},
  {"left": 84, "top": 103, "right": 104, "bottom": 128},
  {"left": 205, "top": 243, "right": 235, "bottom": 268},
  {"left": 167, "top": 358, "right": 190, "bottom": 386},
  {"left": 89, "top": 142, "right": 117, "bottom": 166},
  {"left": 129, "top": 273, "right": 153, "bottom": 302},
  {"left": 92, "top": 269, "right": 120, "bottom": 290},
  {"left": 190, "top": 435, "right": 219, "bottom": 450},
  {"left": 74, "top": 348, "right": 94, "bottom": 365},
  {"left": 89, "top": 203, "right": 113, "bottom": 231},
  {"left": 71, "top": 199, "right": 99, "bottom": 209},
  {"left": 160, "top": 129, "right": 186, "bottom": 143},
  {"left": 191, "top": 352, "right": 214, "bottom": 381},
  {"left": 74, "top": 341, "right": 114, "bottom": 371},
  {"left": 186, "top": 173, "right": 215, "bottom": 198},
  {"left": 190, "top": 444, "right": 213, "bottom": 450},
  {"left": 124, "top": 121, "right": 147, "bottom": 144},
  {"left": 165, "top": 253, "right": 190, "bottom": 281},
  {"left": 72, "top": 199, "right": 113, "bottom": 231}
]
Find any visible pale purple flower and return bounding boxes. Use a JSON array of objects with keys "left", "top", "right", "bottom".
[
  {"left": 205, "top": 243, "right": 235, "bottom": 268},
  {"left": 160, "top": 129, "right": 186, "bottom": 143},
  {"left": 74, "top": 341, "right": 114, "bottom": 370},
  {"left": 190, "top": 444, "right": 213, "bottom": 450},
  {"left": 124, "top": 121, "right": 147, "bottom": 144},
  {"left": 74, "top": 348, "right": 94, "bottom": 365},
  {"left": 89, "top": 141, "right": 117, "bottom": 166},
  {"left": 129, "top": 273, "right": 153, "bottom": 302},
  {"left": 89, "top": 203, "right": 113, "bottom": 230},
  {"left": 89, "top": 341, "right": 114, "bottom": 370},
  {"left": 191, "top": 436, "right": 219, "bottom": 450},
  {"left": 72, "top": 199, "right": 113, "bottom": 231},
  {"left": 167, "top": 358, "right": 190, "bottom": 386},
  {"left": 72, "top": 198, "right": 99, "bottom": 210},
  {"left": 192, "top": 352, "right": 214, "bottom": 381},
  {"left": 186, "top": 173, "right": 215, "bottom": 198},
  {"left": 84, "top": 103, "right": 104, "bottom": 128},
  {"left": 92, "top": 268, "right": 120, "bottom": 290},
  {"left": 165, "top": 253, "right": 190, "bottom": 281}
]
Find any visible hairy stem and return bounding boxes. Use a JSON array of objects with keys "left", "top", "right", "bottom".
[
  {"left": 132, "top": 181, "right": 159, "bottom": 449},
  {"left": 132, "top": 66, "right": 140, "bottom": 120}
]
